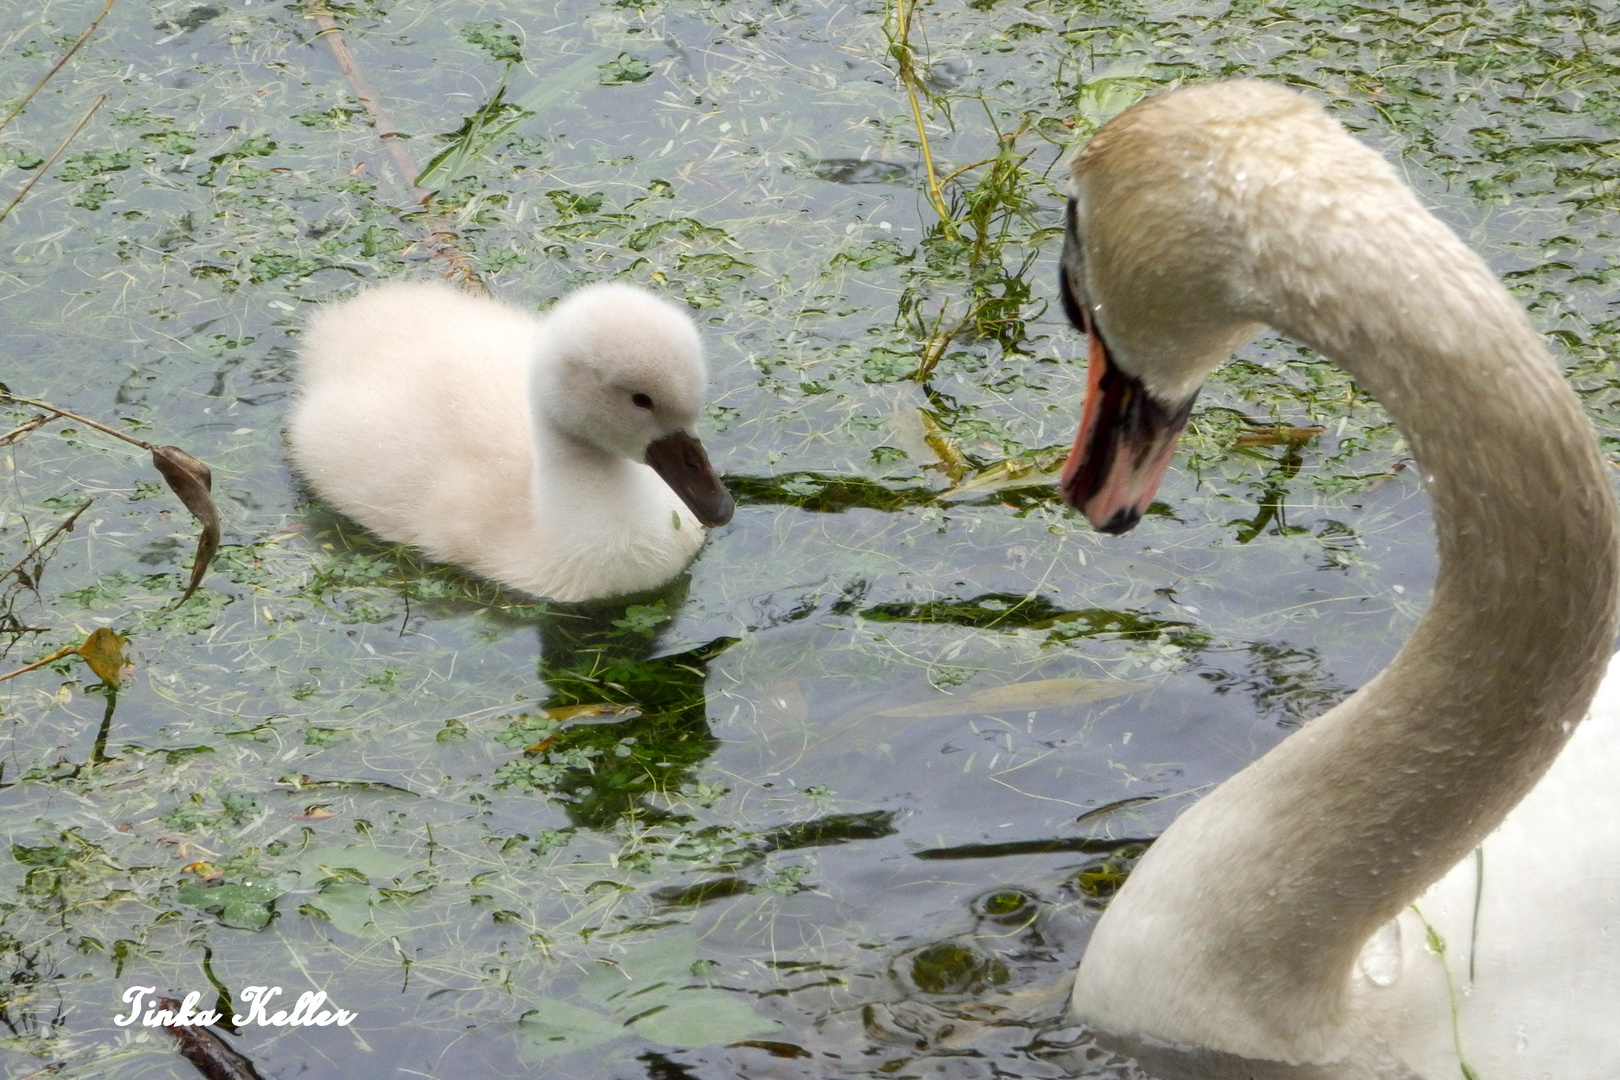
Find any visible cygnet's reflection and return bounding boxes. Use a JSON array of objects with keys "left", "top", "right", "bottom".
[{"left": 528, "top": 576, "right": 736, "bottom": 830}]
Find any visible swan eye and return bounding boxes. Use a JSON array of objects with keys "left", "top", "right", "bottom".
[{"left": 632, "top": 393, "right": 654, "bottom": 410}]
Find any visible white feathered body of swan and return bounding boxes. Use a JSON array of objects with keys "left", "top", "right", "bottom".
[
  {"left": 287, "top": 280, "right": 733, "bottom": 603},
  {"left": 1362, "top": 668, "right": 1620, "bottom": 1078},
  {"left": 1055, "top": 80, "right": 1620, "bottom": 1079}
]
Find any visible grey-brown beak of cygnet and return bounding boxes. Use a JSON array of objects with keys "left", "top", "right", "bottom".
[{"left": 644, "top": 430, "right": 735, "bottom": 527}]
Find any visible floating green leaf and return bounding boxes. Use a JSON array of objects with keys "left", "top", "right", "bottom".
[
  {"left": 516, "top": 999, "right": 625, "bottom": 1061},
  {"left": 576, "top": 932, "right": 781, "bottom": 1047},
  {"left": 460, "top": 20, "right": 523, "bottom": 64},
  {"left": 597, "top": 53, "right": 653, "bottom": 85},
  {"left": 301, "top": 881, "right": 378, "bottom": 937},
  {"left": 176, "top": 881, "right": 281, "bottom": 931},
  {"left": 415, "top": 82, "right": 532, "bottom": 190},
  {"left": 298, "top": 844, "right": 411, "bottom": 883},
  {"left": 629, "top": 990, "right": 782, "bottom": 1047}
]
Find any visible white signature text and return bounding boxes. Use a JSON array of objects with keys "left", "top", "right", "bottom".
[{"left": 113, "top": 985, "right": 358, "bottom": 1028}]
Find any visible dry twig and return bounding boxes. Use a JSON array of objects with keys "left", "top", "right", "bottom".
[
  {"left": 304, "top": 1, "right": 485, "bottom": 291},
  {"left": 0, "top": 641, "right": 76, "bottom": 683},
  {"left": 155, "top": 997, "right": 267, "bottom": 1080},
  {"left": 886, "top": 0, "right": 956, "bottom": 238},
  {"left": 0, "top": 413, "right": 53, "bottom": 446},
  {"left": 0, "top": 93, "right": 107, "bottom": 226},
  {"left": 0, "top": 392, "right": 219, "bottom": 602},
  {"left": 4, "top": 499, "right": 93, "bottom": 587},
  {"left": 0, "top": 0, "right": 119, "bottom": 137}
]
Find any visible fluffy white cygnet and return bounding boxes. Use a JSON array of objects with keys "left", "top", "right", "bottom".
[{"left": 287, "top": 279, "right": 734, "bottom": 603}]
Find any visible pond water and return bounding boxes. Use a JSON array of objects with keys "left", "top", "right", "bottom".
[{"left": 1, "top": 0, "right": 1618, "bottom": 1076}]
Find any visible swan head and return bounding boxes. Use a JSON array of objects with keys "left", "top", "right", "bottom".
[
  {"left": 1057, "top": 81, "right": 1345, "bottom": 532},
  {"left": 532, "top": 281, "right": 735, "bottom": 527}
]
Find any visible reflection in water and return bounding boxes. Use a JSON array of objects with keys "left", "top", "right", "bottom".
[
  {"left": 727, "top": 471, "right": 940, "bottom": 514},
  {"left": 859, "top": 590, "right": 1351, "bottom": 729},
  {"left": 661, "top": 581, "right": 1377, "bottom": 1078},
  {"left": 1228, "top": 440, "right": 1309, "bottom": 545},
  {"left": 651, "top": 811, "right": 899, "bottom": 909},
  {"left": 0, "top": 929, "right": 68, "bottom": 1046},
  {"left": 528, "top": 583, "right": 735, "bottom": 829},
  {"left": 860, "top": 591, "right": 1206, "bottom": 646},
  {"left": 808, "top": 158, "right": 912, "bottom": 185},
  {"left": 1195, "top": 640, "right": 1351, "bottom": 728}
]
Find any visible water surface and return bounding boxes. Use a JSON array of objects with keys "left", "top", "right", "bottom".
[{"left": 1, "top": 0, "right": 1616, "bottom": 1075}]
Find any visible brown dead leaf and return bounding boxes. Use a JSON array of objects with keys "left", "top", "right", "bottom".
[
  {"left": 76, "top": 627, "right": 127, "bottom": 688},
  {"left": 296, "top": 804, "right": 340, "bottom": 820},
  {"left": 542, "top": 702, "right": 641, "bottom": 724},
  {"left": 182, "top": 861, "right": 222, "bottom": 880},
  {"left": 875, "top": 676, "right": 1151, "bottom": 718},
  {"left": 1234, "top": 425, "right": 1325, "bottom": 448},
  {"left": 918, "top": 410, "right": 971, "bottom": 483},
  {"left": 150, "top": 445, "right": 220, "bottom": 604},
  {"left": 939, "top": 458, "right": 1063, "bottom": 500}
]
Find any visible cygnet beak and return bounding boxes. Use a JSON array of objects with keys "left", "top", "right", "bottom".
[
  {"left": 645, "top": 431, "right": 735, "bottom": 527},
  {"left": 1056, "top": 218, "right": 1197, "bottom": 535}
]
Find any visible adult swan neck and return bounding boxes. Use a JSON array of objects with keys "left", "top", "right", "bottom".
[{"left": 1069, "top": 90, "right": 1620, "bottom": 1066}]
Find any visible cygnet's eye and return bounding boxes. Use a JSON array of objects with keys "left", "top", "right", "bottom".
[{"left": 632, "top": 393, "right": 654, "bottom": 410}]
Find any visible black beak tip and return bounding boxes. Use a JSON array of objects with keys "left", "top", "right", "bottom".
[{"left": 1096, "top": 506, "right": 1142, "bottom": 535}]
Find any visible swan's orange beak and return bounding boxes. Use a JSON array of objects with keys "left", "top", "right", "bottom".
[
  {"left": 645, "top": 431, "right": 735, "bottom": 527},
  {"left": 1057, "top": 228, "right": 1197, "bottom": 534}
]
